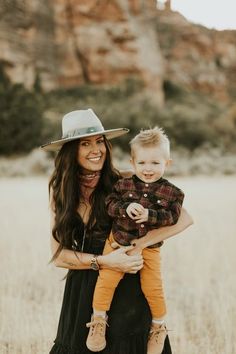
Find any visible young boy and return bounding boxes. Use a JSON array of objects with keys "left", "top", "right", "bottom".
[{"left": 86, "top": 127, "right": 185, "bottom": 354}]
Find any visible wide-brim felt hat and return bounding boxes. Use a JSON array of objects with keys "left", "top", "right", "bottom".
[{"left": 41, "top": 108, "right": 129, "bottom": 152}]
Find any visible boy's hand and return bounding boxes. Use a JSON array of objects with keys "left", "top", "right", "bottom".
[
  {"left": 135, "top": 208, "right": 149, "bottom": 223},
  {"left": 126, "top": 203, "right": 148, "bottom": 223},
  {"left": 126, "top": 203, "right": 144, "bottom": 219}
]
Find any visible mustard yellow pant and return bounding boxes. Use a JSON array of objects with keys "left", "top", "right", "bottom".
[{"left": 93, "top": 233, "right": 166, "bottom": 318}]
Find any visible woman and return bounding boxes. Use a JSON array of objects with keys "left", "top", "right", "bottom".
[{"left": 41, "top": 109, "right": 193, "bottom": 354}]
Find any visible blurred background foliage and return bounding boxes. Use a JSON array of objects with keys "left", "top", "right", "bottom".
[
  {"left": 1, "top": 0, "right": 236, "bottom": 177},
  {"left": 0, "top": 66, "right": 44, "bottom": 155},
  {"left": 1, "top": 62, "right": 235, "bottom": 156}
]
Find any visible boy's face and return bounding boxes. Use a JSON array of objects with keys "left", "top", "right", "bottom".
[{"left": 131, "top": 145, "right": 170, "bottom": 183}]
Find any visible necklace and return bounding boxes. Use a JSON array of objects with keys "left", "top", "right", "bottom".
[
  {"left": 76, "top": 171, "right": 101, "bottom": 251},
  {"left": 73, "top": 202, "right": 89, "bottom": 252}
]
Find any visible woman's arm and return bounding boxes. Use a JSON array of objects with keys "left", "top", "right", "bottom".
[
  {"left": 51, "top": 235, "right": 143, "bottom": 273},
  {"left": 50, "top": 208, "right": 143, "bottom": 273},
  {"left": 128, "top": 208, "right": 193, "bottom": 254},
  {"left": 51, "top": 235, "right": 92, "bottom": 269}
]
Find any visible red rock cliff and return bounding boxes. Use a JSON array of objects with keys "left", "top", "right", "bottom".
[{"left": 0, "top": 0, "right": 164, "bottom": 104}]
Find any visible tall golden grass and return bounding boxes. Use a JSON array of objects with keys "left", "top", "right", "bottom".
[{"left": 0, "top": 176, "right": 235, "bottom": 354}]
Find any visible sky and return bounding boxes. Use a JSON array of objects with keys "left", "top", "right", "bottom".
[{"left": 168, "top": 0, "right": 236, "bottom": 30}]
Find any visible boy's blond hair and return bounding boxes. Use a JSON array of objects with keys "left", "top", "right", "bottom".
[{"left": 129, "top": 127, "right": 170, "bottom": 159}]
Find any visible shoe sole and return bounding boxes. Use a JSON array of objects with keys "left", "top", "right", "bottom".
[{"left": 86, "top": 341, "right": 106, "bottom": 352}]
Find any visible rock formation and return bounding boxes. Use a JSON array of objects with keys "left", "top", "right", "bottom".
[
  {"left": 0, "top": 0, "right": 164, "bottom": 104},
  {"left": 0, "top": 0, "right": 57, "bottom": 90},
  {"left": 52, "top": 0, "right": 164, "bottom": 104},
  {"left": 155, "top": 10, "right": 236, "bottom": 102},
  {"left": 1, "top": 0, "right": 236, "bottom": 104}
]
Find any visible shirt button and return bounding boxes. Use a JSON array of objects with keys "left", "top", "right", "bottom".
[
  {"left": 157, "top": 200, "right": 161, "bottom": 204},
  {"left": 140, "top": 224, "right": 144, "bottom": 228},
  {"left": 122, "top": 214, "right": 126, "bottom": 218},
  {"left": 145, "top": 184, "right": 149, "bottom": 187},
  {"left": 129, "top": 193, "right": 133, "bottom": 197},
  {"left": 144, "top": 193, "right": 147, "bottom": 197}
]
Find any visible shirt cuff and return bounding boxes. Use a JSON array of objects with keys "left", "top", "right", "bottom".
[{"left": 148, "top": 209, "right": 158, "bottom": 225}]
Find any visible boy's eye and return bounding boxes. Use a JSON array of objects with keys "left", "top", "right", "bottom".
[
  {"left": 153, "top": 162, "right": 160, "bottom": 165},
  {"left": 137, "top": 161, "right": 144, "bottom": 165}
]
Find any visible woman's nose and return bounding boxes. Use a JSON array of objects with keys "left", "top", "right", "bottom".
[{"left": 90, "top": 144, "right": 100, "bottom": 153}]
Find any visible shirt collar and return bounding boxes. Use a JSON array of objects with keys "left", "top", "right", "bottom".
[{"left": 132, "top": 174, "right": 164, "bottom": 185}]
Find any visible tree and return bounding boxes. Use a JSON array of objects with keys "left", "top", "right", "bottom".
[{"left": 0, "top": 65, "right": 44, "bottom": 155}]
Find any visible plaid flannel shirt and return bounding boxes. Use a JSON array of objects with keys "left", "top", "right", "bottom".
[{"left": 105, "top": 175, "right": 185, "bottom": 247}]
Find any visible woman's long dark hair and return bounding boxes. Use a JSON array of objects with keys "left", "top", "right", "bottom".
[{"left": 49, "top": 137, "right": 119, "bottom": 260}]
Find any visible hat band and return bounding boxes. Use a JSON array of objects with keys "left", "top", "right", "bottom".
[{"left": 62, "top": 125, "right": 104, "bottom": 139}]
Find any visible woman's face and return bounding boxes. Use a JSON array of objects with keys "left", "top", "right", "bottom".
[{"left": 77, "top": 135, "right": 107, "bottom": 174}]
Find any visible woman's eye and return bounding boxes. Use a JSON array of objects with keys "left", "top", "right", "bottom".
[
  {"left": 153, "top": 162, "right": 160, "bottom": 165},
  {"left": 81, "top": 142, "right": 89, "bottom": 147},
  {"left": 138, "top": 162, "right": 144, "bottom": 165},
  {"left": 97, "top": 139, "right": 104, "bottom": 144}
]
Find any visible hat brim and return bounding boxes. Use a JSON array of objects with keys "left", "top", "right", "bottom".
[{"left": 41, "top": 128, "right": 129, "bottom": 152}]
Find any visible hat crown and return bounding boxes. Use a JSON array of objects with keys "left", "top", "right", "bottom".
[
  {"left": 62, "top": 109, "right": 104, "bottom": 138},
  {"left": 41, "top": 108, "right": 129, "bottom": 151}
]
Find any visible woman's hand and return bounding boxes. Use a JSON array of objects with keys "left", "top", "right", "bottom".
[
  {"left": 126, "top": 238, "right": 144, "bottom": 256},
  {"left": 110, "top": 238, "right": 144, "bottom": 259},
  {"left": 99, "top": 244, "right": 144, "bottom": 274}
]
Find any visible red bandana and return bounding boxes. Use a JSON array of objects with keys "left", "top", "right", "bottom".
[
  {"left": 78, "top": 171, "right": 101, "bottom": 201},
  {"left": 79, "top": 171, "right": 101, "bottom": 188}
]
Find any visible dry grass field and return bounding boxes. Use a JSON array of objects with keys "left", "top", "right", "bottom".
[{"left": 0, "top": 176, "right": 235, "bottom": 354}]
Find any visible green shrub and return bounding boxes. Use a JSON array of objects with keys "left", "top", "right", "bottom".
[
  {"left": 163, "top": 80, "right": 187, "bottom": 100},
  {"left": 0, "top": 66, "right": 44, "bottom": 155},
  {"left": 37, "top": 77, "right": 236, "bottom": 154}
]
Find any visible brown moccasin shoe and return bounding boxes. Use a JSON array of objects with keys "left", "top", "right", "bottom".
[
  {"left": 86, "top": 315, "right": 108, "bottom": 352},
  {"left": 147, "top": 322, "right": 168, "bottom": 354}
]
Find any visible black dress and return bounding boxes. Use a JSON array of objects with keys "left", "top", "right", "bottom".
[{"left": 50, "top": 217, "right": 172, "bottom": 354}]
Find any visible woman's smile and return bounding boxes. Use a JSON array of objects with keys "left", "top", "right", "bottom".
[{"left": 88, "top": 155, "right": 102, "bottom": 162}]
